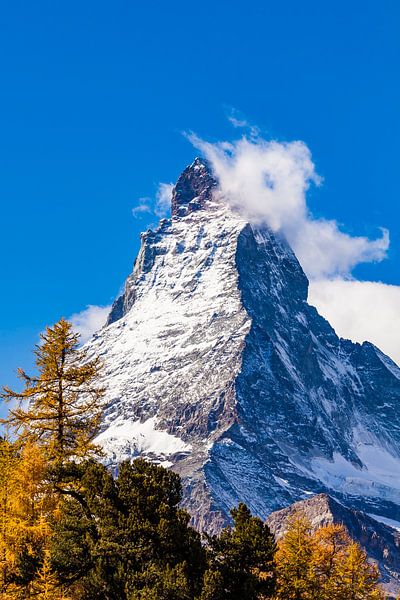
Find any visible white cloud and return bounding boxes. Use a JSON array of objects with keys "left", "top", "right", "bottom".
[
  {"left": 227, "top": 110, "right": 260, "bottom": 138},
  {"left": 132, "top": 183, "right": 173, "bottom": 220},
  {"left": 188, "top": 133, "right": 389, "bottom": 280},
  {"left": 69, "top": 304, "right": 111, "bottom": 344},
  {"left": 155, "top": 182, "right": 174, "bottom": 217},
  {"left": 228, "top": 115, "right": 249, "bottom": 129},
  {"left": 309, "top": 279, "right": 400, "bottom": 365},
  {"left": 132, "top": 201, "right": 152, "bottom": 218}
]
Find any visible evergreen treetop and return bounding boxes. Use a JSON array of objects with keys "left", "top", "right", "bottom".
[
  {"left": 1, "top": 318, "right": 105, "bottom": 465},
  {"left": 202, "top": 502, "right": 276, "bottom": 599}
]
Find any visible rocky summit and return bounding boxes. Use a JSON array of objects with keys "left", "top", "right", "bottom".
[{"left": 85, "top": 157, "right": 400, "bottom": 535}]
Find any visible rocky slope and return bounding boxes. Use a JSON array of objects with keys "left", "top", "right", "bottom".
[
  {"left": 267, "top": 494, "right": 400, "bottom": 597},
  {"left": 86, "top": 157, "right": 400, "bottom": 534}
]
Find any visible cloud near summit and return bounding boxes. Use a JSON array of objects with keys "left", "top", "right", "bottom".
[
  {"left": 69, "top": 304, "right": 111, "bottom": 344},
  {"left": 188, "top": 131, "right": 399, "bottom": 365},
  {"left": 188, "top": 133, "right": 389, "bottom": 280}
]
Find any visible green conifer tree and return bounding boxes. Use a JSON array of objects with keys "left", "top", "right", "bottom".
[
  {"left": 202, "top": 502, "right": 276, "bottom": 599},
  {"left": 50, "top": 459, "right": 206, "bottom": 600}
]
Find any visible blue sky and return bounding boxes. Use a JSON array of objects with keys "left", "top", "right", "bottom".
[{"left": 1, "top": 0, "right": 400, "bottom": 392}]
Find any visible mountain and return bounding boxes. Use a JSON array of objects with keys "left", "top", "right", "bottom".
[
  {"left": 85, "top": 157, "right": 400, "bottom": 534},
  {"left": 266, "top": 494, "right": 400, "bottom": 598}
]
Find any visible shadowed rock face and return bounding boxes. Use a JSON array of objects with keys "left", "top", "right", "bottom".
[
  {"left": 267, "top": 494, "right": 400, "bottom": 598},
  {"left": 87, "top": 158, "right": 400, "bottom": 536}
]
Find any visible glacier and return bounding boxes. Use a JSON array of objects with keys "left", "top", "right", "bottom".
[{"left": 85, "top": 157, "right": 400, "bottom": 533}]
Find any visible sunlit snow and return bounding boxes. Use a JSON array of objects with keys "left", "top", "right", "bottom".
[{"left": 95, "top": 417, "right": 191, "bottom": 463}]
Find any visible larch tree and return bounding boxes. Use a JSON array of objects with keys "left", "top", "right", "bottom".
[
  {"left": 0, "top": 441, "right": 57, "bottom": 598},
  {"left": 0, "top": 437, "right": 18, "bottom": 596},
  {"left": 0, "top": 318, "right": 105, "bottom": 598},
  {"left": 273, "top": 512, "right": 317, "bottom": 600},
  {"left": 31, "top": 549, "right": 67, "bottom": 600},
  {"left": 311, "top": 523, "right": 350, "bottom": 598},
  {"left": 1, "top": 318, "right": 105, "bottom": 468},
  {"left": 274, "top": 515, "right": 385, "bottom": 600},
  {"left": 332, "top": 540, "right": 384, "bottom": 600}
]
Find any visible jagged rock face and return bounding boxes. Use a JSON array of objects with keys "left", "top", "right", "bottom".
[
  {"left": 267, "top": 494, "right": 400, "bottom": 598},
  {"left": 170, "top": 157, "right": 217, "bottom": 217},
  {"left": 87, "top": 158, "right": 400, "bottom": 534}
]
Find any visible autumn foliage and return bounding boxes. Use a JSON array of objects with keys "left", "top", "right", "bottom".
[
  {"left": 2, "top": 317, "right": 104, "bottom": 466},
  {"left": 274, "top": 513, "right": 384, "bottom": 599}
]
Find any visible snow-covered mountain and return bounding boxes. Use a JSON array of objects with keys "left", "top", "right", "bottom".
[{"left": 86, "top": 158, "right": 400, "bottom": 533}]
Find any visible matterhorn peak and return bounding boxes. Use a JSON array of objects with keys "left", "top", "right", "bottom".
[
  {"left": 171, "top": 157, "right": 217, "bottom": 217},
  {"left": 88, "top": 159, "right": 400, "bottom": 537}
]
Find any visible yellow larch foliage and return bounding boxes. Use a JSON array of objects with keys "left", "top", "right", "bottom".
[
  {"left": 273, "top": 512, "right": 317, "bottom": 599},
  {"left": 0, "top": 437, "right": 18, "bottom": 595},
  {"left": 332, "top": 539, "right": 384, "bottom": 600},
  {"left": 1, "top": 318, "right": 105, "bottom": 467},
  {"left": 0, "top": 441, "right": 57, "bottom": 598},
  {"left": 274, "top": 514, "right": 385, "bottom": 600},
  {"left": 31, "top": 549, "right": 66, "bottom": 600}
]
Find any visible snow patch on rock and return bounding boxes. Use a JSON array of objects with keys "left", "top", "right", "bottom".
[{"left": 96, "top": 417, "right": 191, "bottom": 464}]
